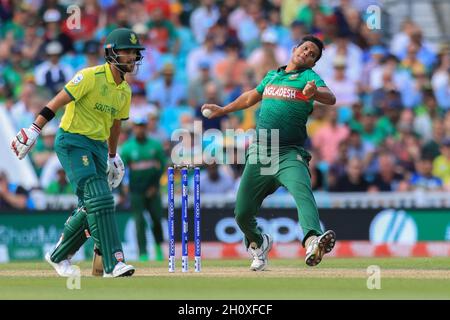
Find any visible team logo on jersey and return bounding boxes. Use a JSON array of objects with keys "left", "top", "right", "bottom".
[
  {"left": 82, "top": 155, "right": 89, "bottom": 166},
  {"left": 263, "top": 85, "right": 309, "bottom": 101},
  {"left": 114, "top": 251, "right": 124, "bottom": 262},
  {"left": 130, "top": 33, "right": 137, "bottom": 44},
  {"left": 100, "top": 84, "right": 108, "bottom": 96},
  {"left": 289, "top": 74, "right": 299, "bottom": 80},
  {"left": 71, "top": 73, "right": 83, "bottom": 85}
]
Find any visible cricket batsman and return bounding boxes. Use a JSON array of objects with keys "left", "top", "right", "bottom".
[
  {"left": 202, "top": 36, "right": 337, "bottom": 271},
  {"left": 10, "top": 28, "right": 145, "bottom": 277}
]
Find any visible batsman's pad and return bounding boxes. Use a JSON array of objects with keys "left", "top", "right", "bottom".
[
  {"left": 84, "top": 175, "right": 124, "bottom": 274},
  {"left": 50, "top": 207, "right": 89, "bottom": 263}
]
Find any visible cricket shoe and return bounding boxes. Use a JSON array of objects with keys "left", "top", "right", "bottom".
[
  {"left": 103, "top": 262, "right": 135, "bottom": 278},
  {"left": 305, "top": 230, "right": 336, "bottom": 267},
  {"left": 248, "top": 234, "right": 273, "bottom": 271},
  {"left": 45, "top": 252, "right": 80, "bottom": 277}
]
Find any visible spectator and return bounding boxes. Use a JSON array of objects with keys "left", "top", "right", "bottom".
[
  {"left": 188, "top": 61, "right": 223, "bottom": 107},
  {"left": 267, "top": 8, "right": 290, "bottom": 45},
  {"left": 392, "top": 114, "right": 422, "bottom": 172},
  {"left": 186, "top": 33, "right": 225, "bottom": 81},
  {"left": 308, "top": 151, "right": 325, "bottom": 191},
  {"left": 130, "top": 84, "right": 157, "bottom": 121},
  {"left": 390, "top": 19, "right": 417, "bottom": 58},
  {"left": 281, "top": 20, "right": 307, "bottom": 53},
  {"left": 40, "top": 8, "right": 74, "bottom": 56},
  {"left": 315, "top": 34, "right": 363, "bottom": 82},
  {"left": 324, "top": 55, "right": 359, "bottom": 123},
  {"left": 0, "top": 171, "right": 29, "bottom": 209},
  {"left": 190, "top": 0, "right": 220, "bottom": 44},
  {"left": 369, "top": 152, "right": 407, "bottom": 192},
  {"left": 234, "top": 3, "right": 261, "bottom": 54},
  {"left": 214, "top": 38, "right": 249, "bottom": 94},
  {"left": 409, "top": 155, "right": 443, "bottom": 191},
  {"left": 45, "top": 168, "right": 72, "bottom": 195},
  {"left": 398, "top": 28, "right": 437, "bottom": 73},
  {"left": 147, "top": 109, "right": 169, "bottom": 146},
  {"left": 31, "top": 123, "right": 58, "bottom": 177},
  {"left": 198, "top": 161, "right": 235, "bottom": 194},
  {"left": 306, "top": 102, "right": 328, "bottom": 137},
  {"left": 328, "top": 140, "right": 350, "bottom": 185},
  {"left": 351, "top": 109, "right": 384, "bottom": 146},
  {"left": 195, "top": 81, "right": 228, "bottom": 131},
  {"left": 79, "top": 40, "right": 102, "bottom": 69},
  {"left": 401, "top": 40, "right": 426, "bottom": 76},
  {"left": 20, "top": 22, "right": 44, "bottom": 64},
  {"left": 146, "top": 6, "right": 179, "bottom": 54},
  {"left": 34, "top": 41, "right": 74, "bottom": 95},
  {"left": 331, "top": 157, "right": 369, "bottom": 192},
  {"left": 146, "top": 63, "right": 186, "bottom": 108},
  {"left": 414, "top": 90, "right": 442, "bottom": 142},
  {"left": 296, "top": 0, "right": 332, "bottom": 32},
  {"left": 432, "top": 138, "right": 450, "bottom": 188},
  {"left": 247, "top": 29, "right": 289, "bottom": 82},
  {"left": 361, "top": 45, "right": 387, "bottom": 94},
  {"left": 9, "top": 82, "right": 37, "bottom": 130},
  {"left": 431, "top": 48, "right": 450, "bottom": 110},
  {"left": 208, "top": 17, "right": 236, "bottom": 51},
  {"left": 421, "top": 119, "right": 444, "bottom": 160},
  {"left": 0, "top": 4, "right": 28, "bottom": 41},
  {"left": 312, "top": 108, "right": 350, "bottom": 164},
  {"left": 2, "top": 44, "right": 32, "bottom": 100},
  {"left": 346, "top": 129, "right": 376, "bottom": 170},
  {"left": 132, "top": 23, "right": 165, "bottom": 84}
]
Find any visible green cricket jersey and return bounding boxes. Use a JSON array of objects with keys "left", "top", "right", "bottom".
[
  {"left": 120, "top": 137, "right": 166, "bottom": 192},
  {"left": 255, "top": 66, "right": 326, "bottom": 148}
]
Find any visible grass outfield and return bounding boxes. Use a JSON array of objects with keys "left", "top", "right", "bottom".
[{"left": 0, "top": 258, "right": 449, "bottom": 299}]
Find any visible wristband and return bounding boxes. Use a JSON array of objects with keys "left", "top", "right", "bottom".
[
  {"left": 109, "top": 153, "right": 116, "bottom": 158},
  {"left": 39, "top": 106, "right": 55, "bottom": 122},
  {"left": 31, "top": 123, "right": 41, "bottom": 133}
]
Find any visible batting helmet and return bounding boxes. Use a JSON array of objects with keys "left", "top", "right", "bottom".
[{"left": 104, "top": 28, "right": 145, "bottom": 73}]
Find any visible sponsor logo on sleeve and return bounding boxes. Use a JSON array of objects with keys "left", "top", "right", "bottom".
[{"left": 71, "top": 73, "right": 84, "bottom": 85}]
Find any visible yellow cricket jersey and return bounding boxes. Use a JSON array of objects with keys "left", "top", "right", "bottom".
[{"left": 60, "top": 63, "right": 131, "bottom": 141}]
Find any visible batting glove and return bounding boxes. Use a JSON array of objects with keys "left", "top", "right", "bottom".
[
  {"left": 107, "top": 153, "right": 125, "bottom": 189},
  {"left": 11, "top": 124, "right": 41, "bottom": 160}
]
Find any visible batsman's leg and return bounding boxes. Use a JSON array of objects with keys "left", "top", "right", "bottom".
[
  {"left": 50, "top": 206, "right": 90, "bottom": 263},
  {"left": 84, "top": 175, "right": 134, "bottom": 276}
]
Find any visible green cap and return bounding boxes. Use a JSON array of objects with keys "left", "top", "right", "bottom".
[{"left": 104, "top": 28, "right": 145, "bottom": 51}]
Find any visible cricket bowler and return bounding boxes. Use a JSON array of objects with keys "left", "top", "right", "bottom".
[
  {"left": 202, "top": 36, "right": 337, "bottom": 271},
  {"left": 11, "top": 28, "right": 145, "bottom": 277}
]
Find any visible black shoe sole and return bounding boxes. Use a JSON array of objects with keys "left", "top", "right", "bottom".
[
  {"left": 118, "top": 269, "right": 135, "bottom": 277},
  {"left": 305, "top": 230, "right": 336, "bottom": 267},
  {"left": 320, "top": 230, "right": 336, "bottom": 254}
]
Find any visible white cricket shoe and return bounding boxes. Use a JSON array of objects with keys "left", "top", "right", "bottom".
[
  {"left": 45, "top": 252, "right": 80, "bottom": 277},
  {"left": 305, "top": 230, "right": 336, "bottom": 267},
  {"left": 248, "top": 234, "right": 273, "bottom": 271},
  {"left": 103, "top": 262, "right": 135, "bottom": 278}
]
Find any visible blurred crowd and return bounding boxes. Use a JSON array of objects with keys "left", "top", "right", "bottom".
[{"left": 0, "top": 0, "right": 449, "bottom": 210}]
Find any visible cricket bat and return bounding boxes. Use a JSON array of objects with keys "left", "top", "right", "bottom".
[{"left": 92, "top": 247, "right": 104, "bottom": 276}]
